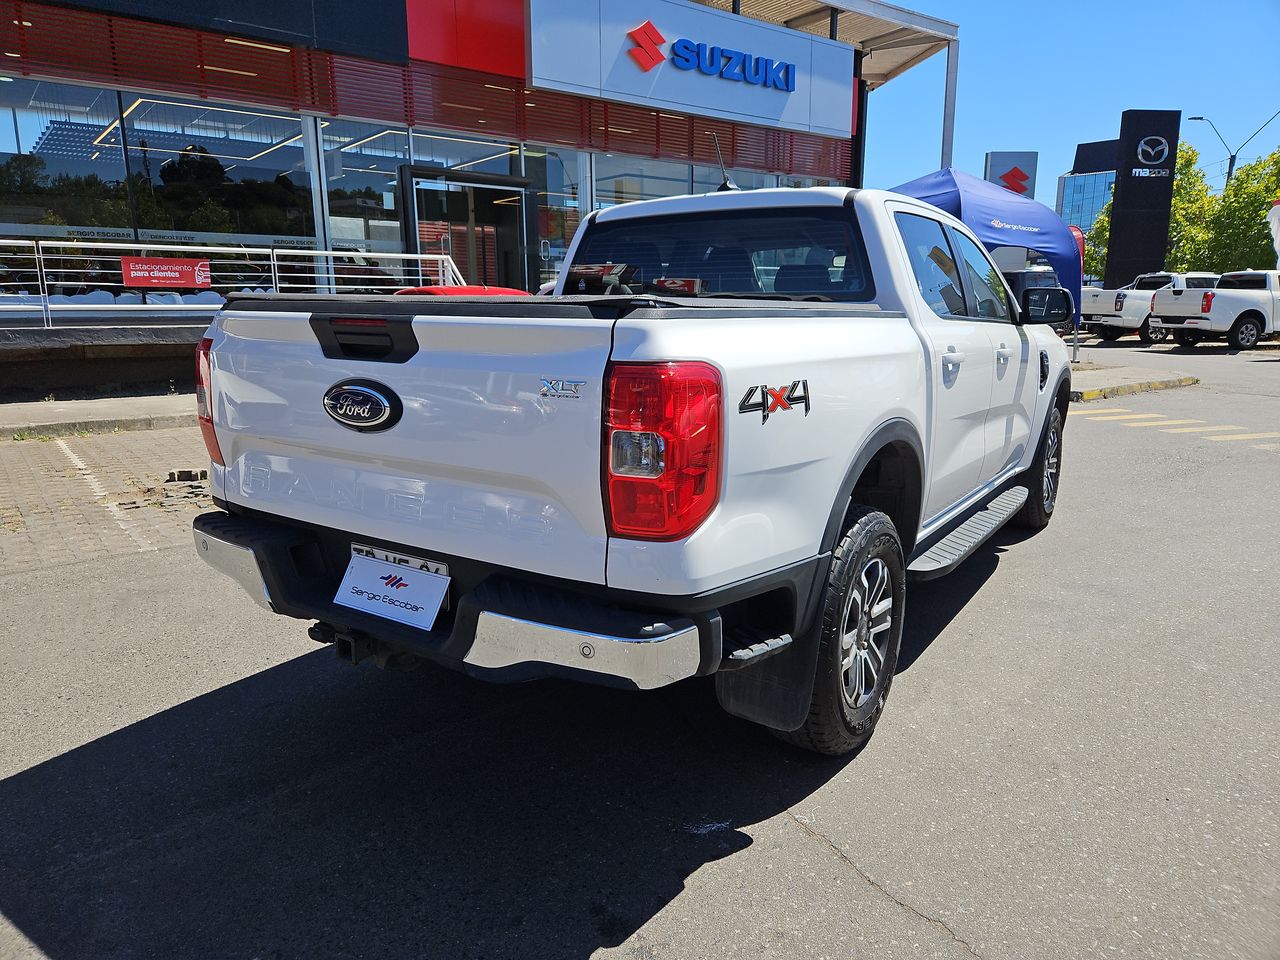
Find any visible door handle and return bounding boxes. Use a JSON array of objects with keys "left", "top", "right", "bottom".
[
  {"left": 941, "top": 350, "right": 966, "bottom": 366},
  {"left": 996, "top": 345, "right": 1014, "bottom": 363}
]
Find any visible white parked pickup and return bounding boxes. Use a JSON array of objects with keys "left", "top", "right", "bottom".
[
  {"left": 191, "top": 187, "right": 1073, "bottom": 756},
  {"left": 1081, "top": 272, "right": 1219, "bottom": 343},
  {"left": 1151, "top": 270, "right": 1280, "bottom": 349}
]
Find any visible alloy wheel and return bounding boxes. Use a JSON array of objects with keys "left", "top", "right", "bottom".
[{"left": 840, "top": 557, "right": 894, "bottom": 708}]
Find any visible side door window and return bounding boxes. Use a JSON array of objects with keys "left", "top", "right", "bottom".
[
  {"left": 894, "top": 213, "right": 967, "bottom": 317},
  {"left": 949, "top": 231, "right": 1011, "bottom": 322}
]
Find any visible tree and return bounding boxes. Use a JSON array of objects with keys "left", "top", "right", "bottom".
[
  {"left": 1083, "top": 199, "right": 1110, "bottom": 281},
  {"left": 1204, "top": 146, "right": 1280, "bottom": 272},
  {"left": 1164, "top": 142, "right": 1216, "bottom": 272}
]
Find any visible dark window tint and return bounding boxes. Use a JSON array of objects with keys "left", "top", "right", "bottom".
[
  {"left": 564, "top": 207, "right": 874, "bottom": 301},
  {"left": 1134, "top": 275, "right": 1173, "bottom": 290},
  {"left": 895, "top": 213, "right": 965, "bottom": 316},
  {"left": 1217, "top": 273, "right": 1268, "bottom": 291},
  {"left": 1184, "top": 277, "right": 1218, "bottom": 289}
]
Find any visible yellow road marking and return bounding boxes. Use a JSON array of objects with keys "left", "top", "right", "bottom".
[
  {"left": 1253, "top": 444, "right": 1280, "bottom": 451},
  {"left": 1160, "top": 425, "right": 1245, "bottom": 433},
  {"left": 1123, "top": 419, "right": 1203, "bottom": 428},
  {"left": 1206, "top": 432, "right": 1280, "bottom": 442},
  {"left": 1087, "top": 413, "right": 1166, "bottom": 421},
  {"left": 1068, "top": 407, "right": 1128, "bottom": 416}
]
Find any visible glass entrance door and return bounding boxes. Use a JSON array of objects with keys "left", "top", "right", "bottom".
[{"left": 413, "top": 179, "right": 526, "bottom": 290}]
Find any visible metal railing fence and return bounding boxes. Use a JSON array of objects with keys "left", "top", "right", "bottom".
[{"left": 0, "top": 240, "right": 466, "bottom": 329}]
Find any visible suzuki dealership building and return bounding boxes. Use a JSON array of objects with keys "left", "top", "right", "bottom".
[{"left": 0, "top": 0, "right": 957, "bottom": 291}]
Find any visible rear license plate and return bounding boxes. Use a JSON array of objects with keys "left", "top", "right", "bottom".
[{"left": 334, "top": 551, "right": 450, "bottom": 631}]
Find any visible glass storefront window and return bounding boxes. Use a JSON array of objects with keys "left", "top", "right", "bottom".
[
  {"left": 780, "top": 175, "right": 839, "bottom": 189},
  {"left": 594, "top": 155, "right": 691, "bottom": 208},
  {"left": 322, "top": 119, "right": 409, "bottom": 252},
  {"left": 0, "top": 78, "right": 131, "bottom": 241},
  {"left": 692, "top": 166, "right": 779, "bottom": 193},
  {"left": 114, "top": 95, "right": 315, "bottom": 246},
  {"left": 526, "top": 144, "right": 586, "bottom": 286},
  {"left": 410, "top": 130, "right": 519, "bottom": 177}
]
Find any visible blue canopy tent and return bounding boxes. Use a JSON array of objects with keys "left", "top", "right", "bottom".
[{"left": 891, "top": 167, "right": 1082, "bottom": 322}]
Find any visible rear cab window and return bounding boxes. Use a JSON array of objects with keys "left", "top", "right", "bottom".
[
  {"left": 1184, "top": 277, "right": 1218, "bottom": 289},
  {"left": 1217, "top": 273, "right": 1269, "bottom": 291},
  {"left": 1134, "top": 275, "right": 1173, "bottom": 291},
  {"left": 563, "top": 207, "right": 875, "bottom": 301}
]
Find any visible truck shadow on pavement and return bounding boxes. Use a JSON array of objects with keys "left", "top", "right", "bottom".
[{"left": 0, "top": 555, "right": 999, "bottom": 960}]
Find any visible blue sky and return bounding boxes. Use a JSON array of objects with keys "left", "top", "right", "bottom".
[{"left": 863, "top": 0, "right": 1280, "bottom": 204}]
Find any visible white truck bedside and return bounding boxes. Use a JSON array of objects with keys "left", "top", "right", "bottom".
[{"left": 192, "top": 187, "right": 1073, "bottom": 756}]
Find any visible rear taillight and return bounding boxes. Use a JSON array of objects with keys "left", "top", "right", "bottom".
[
  {"left": 605, "top": 361, "right": 722, "bottom": 540},
  {"left": 1114, "top": 293, "right": 1125, "bottom": 311},
  {"left": 1201, "top": 291, "right": 1215, "bottom": 313},
  {"left": 196, "top": 337, "right": 224, "bottom": 466},
  {"left": 1150, "top": 293, "right": 1157, "bottom": 312}
]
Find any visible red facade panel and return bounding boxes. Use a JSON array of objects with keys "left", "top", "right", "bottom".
[{"left": 406, "top": 0, "right": 526, "bottom": 79}]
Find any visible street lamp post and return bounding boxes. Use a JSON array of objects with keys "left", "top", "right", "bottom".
[{"left": 1190, "top": 109, "right": 1280, "bottom": 184}]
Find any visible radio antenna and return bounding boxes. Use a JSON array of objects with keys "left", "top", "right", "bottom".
[{"left": 710, "top": 132, "right": 738, "bottom": 192}]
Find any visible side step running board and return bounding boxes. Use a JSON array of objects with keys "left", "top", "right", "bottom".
[
  {"left": 719, "top": 628, "right": 793, "bottom": 671},
  {"left": 908, "top": 486, "right": 1029, "bottom": 581}
]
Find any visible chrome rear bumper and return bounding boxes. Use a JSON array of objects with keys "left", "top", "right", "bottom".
[
  {"left": 193, "top": 513, "right": 704, "bottom": 690},
  {"left": 465, "top": 612, "right": 701, "bottom": 690}
]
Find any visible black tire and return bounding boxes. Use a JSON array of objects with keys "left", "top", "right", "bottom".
[
  {"left": 1097, "top": 327, "right": 1124, "bottom": 342},
  {"left": 1175, "top": 333, "right": 1199, "bottom": 348},
  {"left": 1014, "top": 406, "right": 1063, "bottom": 530},
  {"left": 1228, "top": 315, "right": 1263, "bottom": 351},
  {"left": 774, "top": 506, "right": 905, "bottom": 757},
  {"left": 1138, "top": 318, "right": 1167, "bottom": 344}
]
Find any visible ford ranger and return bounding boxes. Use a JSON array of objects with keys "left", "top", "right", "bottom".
[
  {"left": 1150, "top": 270, "right": 1279, "bottom": 349},
  {"left": 192, "top": 188, "right": 1073, "bottom": 756}
]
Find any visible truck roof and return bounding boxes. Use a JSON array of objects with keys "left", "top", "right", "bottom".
[{"left": 590, "top": 186, "right": 858, "bottom": 224}]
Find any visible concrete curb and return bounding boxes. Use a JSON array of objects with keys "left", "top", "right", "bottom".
[
  {"left": 7, "top": 413, "right": 196, "bottom": 440},
  {"left": 1070, "top": 376, "right": 1199, "bottom": 403}
]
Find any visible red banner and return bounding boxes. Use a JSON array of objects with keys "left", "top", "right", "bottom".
[{"left": 120, "top": 256, "right": 212, "bottom": 288}]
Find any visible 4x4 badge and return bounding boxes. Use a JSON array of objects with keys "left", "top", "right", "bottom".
[{"left": 739, "top": 380, "right": 810, "bottom": 424}]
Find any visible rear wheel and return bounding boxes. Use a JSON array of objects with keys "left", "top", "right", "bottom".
[
  {"left": 1138, "top": 318, "right": 1167, "bottom": 344},
  {"left": 1015, "top": 406, "right": 1063, "bottom": 530},
  {"left": 1097, "top": 327, "right": 1124, "bottom": 342},
  {"left": 1228, "top": 316, "right": 1262, "bottom": 350},
  {"left": 775, "top": 505, "right": 905, "bottom": 757}
]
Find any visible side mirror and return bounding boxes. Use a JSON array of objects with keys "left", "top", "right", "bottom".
[{"left": 1019, "top": 287, "right": 1074, "bottom": 324}]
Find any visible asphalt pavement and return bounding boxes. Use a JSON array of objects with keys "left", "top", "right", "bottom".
[{"left": 1, "top": 342, "right": 1277, "bottom": 960}]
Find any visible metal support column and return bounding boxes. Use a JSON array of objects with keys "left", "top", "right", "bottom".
[
  {"left": 301, "top": 116, "right": 334, "bottom": 292},
  {"left": 940, "top": 39, "right": 959, "bottom": 169},
  {"left": 849, "top": 48, "right": 869, "bottom": 189}
]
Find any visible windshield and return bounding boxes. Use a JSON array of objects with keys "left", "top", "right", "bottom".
[{"left": 564, "top": 207, "right": 875, "bottom": 301}]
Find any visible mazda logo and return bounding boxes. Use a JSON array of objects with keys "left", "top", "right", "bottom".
[
  {"left": 1137, "top": 136, "right": 1169, "bottom": 166},
  {"left": 322, "top": 380, "right": 403, "bottom": 432}
]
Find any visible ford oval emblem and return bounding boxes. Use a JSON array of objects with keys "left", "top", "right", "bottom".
[{"left": 322, "top": 379, "right": 403, "bottom": 432}]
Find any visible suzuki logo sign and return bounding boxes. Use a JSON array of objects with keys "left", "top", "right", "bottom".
[
  {"left": 628, "top": 20, "right": 666, "bottom": 72},
  {"left": 998, "top": 166, "right": 1031, "bottom": 194},
  {"left": 626, "top": 20, "right": 797, "bottom": 92},
  {"left": 1137, "top": 136, "right": 1170, "bottom": 165}
]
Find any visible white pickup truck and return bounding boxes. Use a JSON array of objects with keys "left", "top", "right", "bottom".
[
  {"left": 1081, "top": 272, "right": 1218, "bottom": 343},
  {"left": 1150, "top": 270, "right": 1279, "bottom": 349},
  {"left": 192, "top": 188, "right": 1073, "bottom": 756}
]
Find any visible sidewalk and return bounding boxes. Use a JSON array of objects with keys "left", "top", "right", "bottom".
[
  {"left": 1, "top": 393, "right": 194, "bottom": 438},
  {"left": 1068, "top": 362, "right": 1198, "bottom": 402}
]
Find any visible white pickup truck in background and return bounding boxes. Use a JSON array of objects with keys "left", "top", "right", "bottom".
[
  {"left": 1151, "top": 270, "right": 1280, "bottom": 350},
  {"left": 192, "top": 187, "right": 1073, "bottom": 756},
  {"left": 1081, "top": 272, "right": 1219, "bottom": 343}
]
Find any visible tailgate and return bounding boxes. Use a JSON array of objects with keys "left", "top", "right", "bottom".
[
  {"left": 1082, "top": 289, "right": 1117, "bottom": 315},
  {"left": 208, "top": 299, "right": 614, "bottom": 584},
  {"left": 1152, "top": 289, "right": 1201, "bottom": 317}
]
